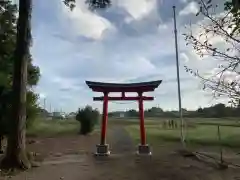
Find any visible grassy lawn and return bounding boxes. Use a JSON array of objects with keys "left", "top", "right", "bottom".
[
  {"left": 27, "top": 119, "right": 80, "bottom": 137},
  {"left": 26, "top": 117, "right": 240, "bottom": 147},
  {"left": 122, "top": 118, "right": 240, "bottom": 148}
]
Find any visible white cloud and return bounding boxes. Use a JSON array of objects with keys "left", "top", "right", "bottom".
[
  {"left": 115, "top": 57, "right": 157, "bottom": 77},
  {"left": 191, "top": 17, "right": 225, "bottom": 46},
  {"left": 51, "top": 76, "right": 82, "bottom": 91},
  {"left": 31, "top": 0, "right": 231, "bottom": 112},
  {"left": 209, "top": 69, "right": 240, "bottom": 84},
  {"left": 39, "top": 93, "right": 46, "bottom": 99},
  {"left": 179, "top": 1, "right": 199, "bottom": 16},
  {"left": 180, "top": 53, "right": 189, "bottom": 63},
  {"left": 116, "top": 0, "right": 156, "bottom": 21},
  {"left": 158, "top": 24, "right": 168, "bottom": 31},
  {"left": 61, "top": 0, "right": 115, "bottom": 40},
  {"left": 180, "top": 0, "right": 188, "bottom": 3}
]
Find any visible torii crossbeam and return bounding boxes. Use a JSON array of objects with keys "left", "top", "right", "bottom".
[{"left": 86, "top": 80, "right": 162, "bottom": 156}]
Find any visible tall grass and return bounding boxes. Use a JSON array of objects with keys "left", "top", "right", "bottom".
[
  {"left": 124, "top": 118, "right": 240, "bottom": 148},
  {"left": 27, "top": 119, "right": 79, "bottom": 137}
]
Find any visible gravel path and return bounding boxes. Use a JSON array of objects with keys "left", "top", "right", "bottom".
[
  {"left": 92, "top": 126, "right": 151, "bottom": 180},
  {"left": 109, "top": 126, "right": 135, "bottom": 154}
]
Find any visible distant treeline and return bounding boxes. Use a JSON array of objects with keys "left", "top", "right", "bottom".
[{"left": 109, "top": 103, "right": 240, "bottom": 118}]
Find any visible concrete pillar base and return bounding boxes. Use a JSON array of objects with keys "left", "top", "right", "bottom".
[
  {"left": 136, "top": 144, "right": 152, "bottom": 155},
  {"left": 94, "top": 144, "right": 110, "bottom": 156}
]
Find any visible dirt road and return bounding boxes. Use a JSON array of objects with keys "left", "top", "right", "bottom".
[{"left": 2, "top": 126, "right": 240, "bottom": 180}]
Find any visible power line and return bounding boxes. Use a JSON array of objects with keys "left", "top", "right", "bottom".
[{"left": 110, "top": 101, "right": 136, "bottom": 105}]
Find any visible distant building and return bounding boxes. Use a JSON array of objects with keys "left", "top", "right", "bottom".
[
  {"left": 52, "top": 112, "right": 66, "bottom": 119},
  {"left": 112, "top": 111, "right": 126, "bottom": 119},
  {"left": 108, "top": 111, "right": 126, "bottom": 119}
]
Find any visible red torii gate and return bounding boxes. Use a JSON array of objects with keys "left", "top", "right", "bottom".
[{"left": 86, "top": 80, "right": 162, "bottom": 156}]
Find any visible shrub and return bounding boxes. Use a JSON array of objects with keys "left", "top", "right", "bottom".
[
  {"left": 76, "top": 106, "right": 99, "bottom": 135},
  {"left": 0, "top": 89, "right": 39, "bottom": 136}
]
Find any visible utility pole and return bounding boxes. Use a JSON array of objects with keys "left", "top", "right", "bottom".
[
  {"left": 173, "top": 6, "right": 185, "bottom": 145},
  {"left": 43, "top": 98, "right": 46, "bottom": 110}
]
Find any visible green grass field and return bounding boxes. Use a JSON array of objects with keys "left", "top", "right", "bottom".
[
  {"left": 27, "top": 118, "right": 101, "bottom": 137},
  {"left": 27, "top": 117, "right": 240, "bottom": 148},
  {"left": 27, "top": 119, "right": 80, "bottom": 137},
  {"left": 119, "top": 118, "right": 240, "bottom": 148},
  {"left": 126, "top": 124, "right": 240, "bottom": 148}
]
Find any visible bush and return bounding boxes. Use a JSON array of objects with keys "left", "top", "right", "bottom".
[
  {"left": 76, "top": 106, "right": 99, "bottom": 135},
  {"left": 0, "top": 90, "right": 39, "bottom": 135}
]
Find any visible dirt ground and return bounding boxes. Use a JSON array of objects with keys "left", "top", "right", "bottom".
[{"left": 1, "top": 126, "right": 240, "bottom": 180}]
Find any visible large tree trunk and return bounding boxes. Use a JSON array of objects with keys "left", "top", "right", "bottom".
[
  {"left": 1, "top": 0, "right": 32, "bottom": 169},
  {"left": 0, "top": 136, "right": 4, "bottom": 154}
]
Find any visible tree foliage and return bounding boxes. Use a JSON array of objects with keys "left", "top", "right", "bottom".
[
  {"left": 76, "top": 106, "right": 99, "bottom": 135},
  {"left": 225, "top": 0, "right": 240, "bottom": 34},
  {"left": 183, "top": 0, "right": 240, "bottom": 106},
  {"left": 63, "top": 0, "right": 111, "bottom": 10},
  {"left": 126, "top": 109, "right": 139, "bottom": 117},
  {"left": 112, "top": 105, "right": 240, "bottom": 118}
]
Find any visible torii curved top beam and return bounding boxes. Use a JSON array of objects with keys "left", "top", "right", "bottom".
[{"left": 85, "top": 80, "right": 162, "bottom": 92}]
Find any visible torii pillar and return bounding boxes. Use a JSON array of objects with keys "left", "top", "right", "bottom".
[{"left": 86, "top": 80, "right": 162, "bottom": 156}]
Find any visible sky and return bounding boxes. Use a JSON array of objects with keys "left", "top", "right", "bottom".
[{"left": 27, "top": 0, "right": 228, "bottom": 112}]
